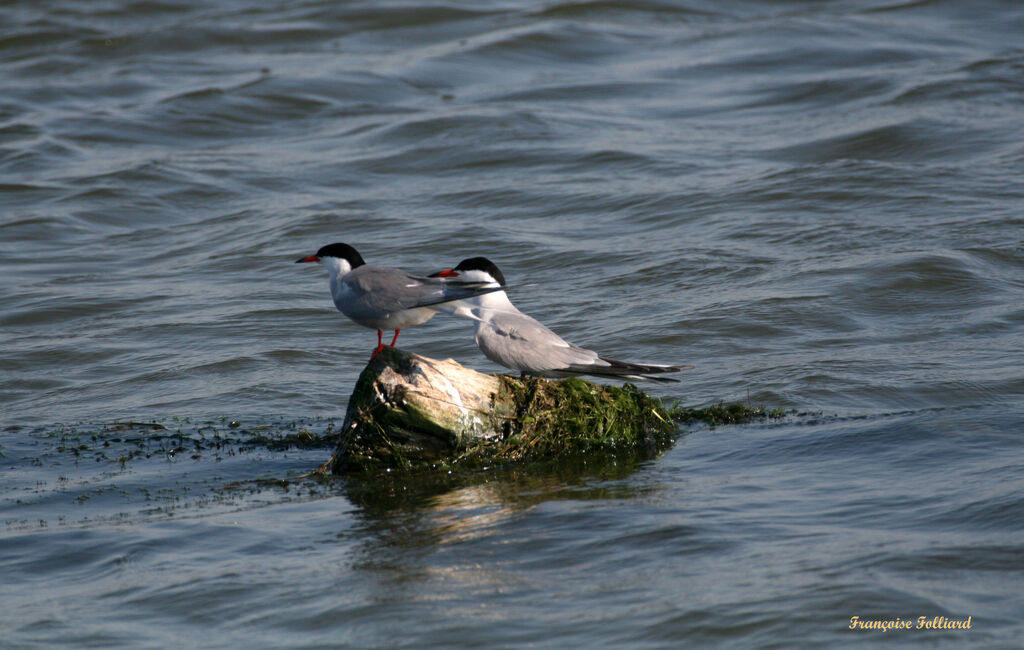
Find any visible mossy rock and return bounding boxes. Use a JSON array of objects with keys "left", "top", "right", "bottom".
[
  {"left": 321, "top": 348, "right": 784, "bottom": 475},
  {"left": 323, "top": 348, "right": 677, "bottom": 474},
  {"left": 469, "top": 375, "right": 676, "bottom": 465}
]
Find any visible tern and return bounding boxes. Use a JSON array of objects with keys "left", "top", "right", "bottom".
[
  {"left": 431, "top": 257, "right": 693, "bottom": 382},
  {"left": 297, "top": 243, "right": 504, "bottom": 357}
]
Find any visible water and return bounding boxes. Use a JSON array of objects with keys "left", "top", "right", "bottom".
[{"left": 2, "top": 0, "right": 1023, "bottom": 646}]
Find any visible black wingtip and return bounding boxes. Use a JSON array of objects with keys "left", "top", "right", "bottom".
[
  {"left": 638, "top": 374, "right": 681, "bottom": 384},
  {"left": 596, "top": 356, "right": 695, "bottom": 375}
]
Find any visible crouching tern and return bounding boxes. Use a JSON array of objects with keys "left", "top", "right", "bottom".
[
  {"left": 431, "top": 257, "right": 693, "bottom": 382},
  {"left": 297, "top": 243, "right": 504, "bottom": 358}
]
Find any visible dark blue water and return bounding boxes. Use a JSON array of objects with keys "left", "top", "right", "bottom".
[{"left": 2, "top": 0, "right": 1023, "bottom": 646}]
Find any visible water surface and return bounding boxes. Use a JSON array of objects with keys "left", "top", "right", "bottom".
[{"left": 2, "top": 0, "right": 1023, "bottom": 646}]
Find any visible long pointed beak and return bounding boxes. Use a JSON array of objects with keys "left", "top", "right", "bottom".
[
  {"left": 428, "top": 269, "right": 458, "bottom": 277},
  {"left": 296, "top": 254, "right": 320, "bottom": 264}
]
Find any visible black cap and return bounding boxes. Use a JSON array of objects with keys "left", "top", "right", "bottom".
[{"left": 454, "top": 257, "right": 506, "bottom": 287}]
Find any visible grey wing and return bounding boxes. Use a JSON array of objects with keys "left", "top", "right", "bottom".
[
  {"left": 477, "top": 309, "right": 604, "bottom": 374},
  {"left": 350, "top": 266, "right": 501, "bottom": 311},
  {"left": 479, "top": 307, "right": 691, "bottom": 382}
]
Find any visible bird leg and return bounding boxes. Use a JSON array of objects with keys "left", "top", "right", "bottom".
[
  {"left": 389, "top": 329, "right": 401, "bottom": 348},
  {"left": 370, "top": 330, "right": 385, "bottom": 360}
]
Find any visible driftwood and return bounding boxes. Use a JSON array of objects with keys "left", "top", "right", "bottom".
[{"left": 321, "top": 347, "right": 677, "bottom": 474}]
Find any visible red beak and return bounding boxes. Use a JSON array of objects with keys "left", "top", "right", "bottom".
[
  {"left": 433, "top": 269, "right": 459, "bottom": 277},
  {"left": 296, "top": 254, "right": 320, "bottom": 264}
]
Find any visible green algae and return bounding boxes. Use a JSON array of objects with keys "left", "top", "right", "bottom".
[
  {"left": 670, "top": 402, "right": 789, "bottom": 427},
  {"left": 450, "top": 375, "right": 678, "bottom": 467},
  {"left": 38, "top": 417, "right": 342, "bottom": 472}
]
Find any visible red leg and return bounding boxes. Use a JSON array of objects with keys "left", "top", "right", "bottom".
[
  {"left": 370, "top": 330, "right": 385, "bottom": 359},
  {"left": 389, "top": 329, "right": 401, "bottom": 348}
]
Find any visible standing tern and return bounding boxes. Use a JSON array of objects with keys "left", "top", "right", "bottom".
[
  {"left": 297, "top": 243, "right": 504, "bottom": 358},
  {"left": 431, "top": 257, "right": 693, "bottom": 382}
]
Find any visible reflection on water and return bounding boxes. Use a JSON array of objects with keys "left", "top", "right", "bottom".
[{"left": 344, "top": 449, "right": 658, "bottom": 543}]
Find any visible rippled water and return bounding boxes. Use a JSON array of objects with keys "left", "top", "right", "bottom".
[{"left": 3, "top": 0, "right": 1023, "bottom": 646}]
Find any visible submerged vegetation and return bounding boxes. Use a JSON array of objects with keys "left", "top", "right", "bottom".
[
  {"left": 6, "top": 390, "right": 787, "bottom": 529},
  {"left": 14, "top": 359, "right": 784, "bottom": 488},
  {"left": 3, "top": 417, "right": 344, "bottom": 531},
  {"left": 670, "top": 402, "right": 789, "bottom": 427},
  {"left": 36, "top": 417, "right": 342, "bottom": 469}
]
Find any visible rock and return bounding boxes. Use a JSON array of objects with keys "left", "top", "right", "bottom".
[{"left": 321, "top": 347, "right": 678, "bottom": 474}]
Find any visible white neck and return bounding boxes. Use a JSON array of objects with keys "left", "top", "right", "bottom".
[
  {"left": 321, "top": 257, "right": 353, "bottom": 295},
  {"left": 463, "top": 289, "right": 521, "bottom": 327},
  {"left": 446, "top": 269, "right": 517, "bottom": 323},
  {"left": 474, "top": 289, "right": 514, "bottom": 310}
]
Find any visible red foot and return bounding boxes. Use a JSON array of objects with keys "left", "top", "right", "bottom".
[{"left": 370, "top": 329, "right": 401, "bottom": 360}]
